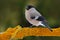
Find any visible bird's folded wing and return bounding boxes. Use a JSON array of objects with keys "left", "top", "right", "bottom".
[{"left": 31, "top": 16, "right": 45, "bottom": 21}]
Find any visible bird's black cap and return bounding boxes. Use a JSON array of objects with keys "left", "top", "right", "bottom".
[{"left": 26, "top": 5, "right": 34, "bottom": 10}]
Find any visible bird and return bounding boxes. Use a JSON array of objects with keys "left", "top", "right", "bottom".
[{"left": 25, "top": 5, "right": 52, "bottom": 31}]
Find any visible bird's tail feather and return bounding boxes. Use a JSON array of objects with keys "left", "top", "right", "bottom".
[
  {"left": 39, "top": 21, "right": 53, "bottom": 32},
  {"left": 47, "top": 26, "right": 53, "bottom": 32},
  {"left": 43, "top": 23, "right": 53, "bottom": 32}
]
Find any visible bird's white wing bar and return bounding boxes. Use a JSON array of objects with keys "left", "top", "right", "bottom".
[
  {"left": 34, "top": 16, "right": 39, "bottom": 19},
  {"left": 36, "top": 21, "right": 45, "bottom": 27}
]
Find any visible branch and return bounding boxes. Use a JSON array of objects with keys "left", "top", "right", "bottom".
[{"left": 0, "top": 25, "right": 60, "bottom": 40}]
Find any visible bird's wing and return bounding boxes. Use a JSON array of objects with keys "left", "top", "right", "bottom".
[
  {"left": 36, "top": 16, "right": 45, "bottom": 21},
  {"left": 31, "top": 16, "right": 45, "bottom": 21},
  {"left": 29, "top": 8, "right": 46, "bottom": 21}
]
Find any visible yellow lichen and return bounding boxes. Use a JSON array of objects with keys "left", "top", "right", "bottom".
[{"left": 0, "top": 25, "right": 60, "bottom": 40}]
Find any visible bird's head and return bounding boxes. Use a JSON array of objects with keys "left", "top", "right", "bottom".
[{"left": 26, "top": 5, "right": 34, "bottom": 10}]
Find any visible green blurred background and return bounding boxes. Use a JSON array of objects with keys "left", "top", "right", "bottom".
[{"left": 0, "top": 0, "right": 60, "bottom": 40}]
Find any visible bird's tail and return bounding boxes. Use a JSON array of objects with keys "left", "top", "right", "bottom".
[
  {"left": 39, "top": 21, "right": 53, "bottom": 32},
  {"left": 46, "top": 25, "right": 53, "bottom": 32}
]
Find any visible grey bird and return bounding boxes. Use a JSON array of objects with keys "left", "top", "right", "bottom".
[{"left": 25, "top": 5, "right": 52, "bottom": 31}]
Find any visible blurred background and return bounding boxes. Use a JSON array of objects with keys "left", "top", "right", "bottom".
[{"left": 0, "top": 0, "right": 60, "bottom": 40}]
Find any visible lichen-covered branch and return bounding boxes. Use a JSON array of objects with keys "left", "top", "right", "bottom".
[{"left": 0, "top": 25, "right": 60, "bottom": 40}]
